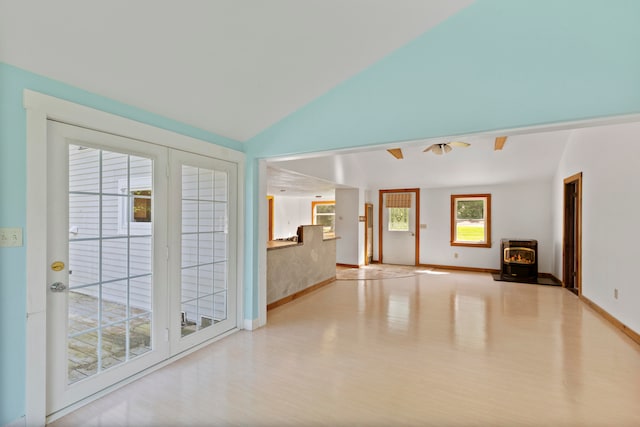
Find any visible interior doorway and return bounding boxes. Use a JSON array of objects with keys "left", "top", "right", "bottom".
[
  {"left": 563, "top": 173, "right": 582, "bottom": 295},
  {"left": 378, "top": 189, "right": 420, "bottom": 265}
]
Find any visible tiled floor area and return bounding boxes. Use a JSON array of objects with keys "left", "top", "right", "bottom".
[
  {"left": 52, "top": 269, "right": 640, "bottom": 426},
  {"left": 67, "top": 291, "right": 151, "bottom": 383}
]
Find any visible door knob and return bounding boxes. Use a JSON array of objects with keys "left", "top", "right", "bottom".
[{"left": 50, "top": 282, "right": 67, "bottom": 293}]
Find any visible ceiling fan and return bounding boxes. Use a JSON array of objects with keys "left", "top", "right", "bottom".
[{"left": 423, "top": 141, "right": 470, "bottom": 155}]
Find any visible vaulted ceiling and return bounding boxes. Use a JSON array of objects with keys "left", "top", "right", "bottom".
[{"left": 0, "top": 0, "right": 473, "bottom": 141}]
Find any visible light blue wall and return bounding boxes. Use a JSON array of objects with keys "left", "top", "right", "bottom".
[
  {"left": 0, "top": 63, "right": 243, "bottom": 425},
  {"left": 247, "top": 0, "right": 640, "bottom": 157}
]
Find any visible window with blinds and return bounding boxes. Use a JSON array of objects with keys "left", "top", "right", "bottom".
[
  {"left": 385, "top": 192, "right": 412, "bottom": 208},
  {"left": 386, "top": 193, "right": 411, "bottom": 231}
]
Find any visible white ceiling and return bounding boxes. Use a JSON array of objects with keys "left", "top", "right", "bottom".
[
  {"left": 0, "top": 0, "right": 474, "bottom": 141},
  {"left": 267, "top": 167, "right": 340, "bottom": 199},
  {"left": 268, "top": 129, "right": 573, "bottom": 194}
]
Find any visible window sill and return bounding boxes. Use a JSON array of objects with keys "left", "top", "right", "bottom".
[{"left": 451, "top": 241, "right": 491, "bottom": 248}]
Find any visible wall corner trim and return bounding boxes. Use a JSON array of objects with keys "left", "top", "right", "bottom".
[{"left": 243, "top": 318, "right": 264, "bottom": 331}]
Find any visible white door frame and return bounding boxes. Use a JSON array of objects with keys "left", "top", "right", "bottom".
[{"left": 24, "top": 90, "right": 245, "bottom": 426}]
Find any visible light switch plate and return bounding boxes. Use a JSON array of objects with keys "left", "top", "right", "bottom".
[{"left": 0, "top": 227, "right": 23, "bottom": 247}]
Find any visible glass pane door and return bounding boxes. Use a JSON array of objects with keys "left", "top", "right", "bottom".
[
  {"left": 180, "top": 165, "right": 228, "bottom": 336},
  {"left": 170, "top": 150, "right": 237, "bottom": 353},
  {"left": 47, "top": 121, "right": 169, "bottom": 416},
  {"left": 67, "top": 145, "right": 154, "bottom": 383}
]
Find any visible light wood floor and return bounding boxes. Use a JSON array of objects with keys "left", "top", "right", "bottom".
[{"left": 51, "top": 269, "right": 640, "bottom": 426}]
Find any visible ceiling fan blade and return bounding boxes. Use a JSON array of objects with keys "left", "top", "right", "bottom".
[
  {"left": 448, "top": 141, "right": 470, "bottom": 148},
  {"left": 387, "top": 148, "right": 404, "bottom": 159},
  {"left": 443, "top": 144, "right": 453, "bottom": 154},
  {"left": 423, "top": 145, "right": 434, "bottom": 153},
  {"left": 495, "top": 136, "right": 507, "bottom": 151},
  {"left": 432, "top": 144, "right": 443, "bottom": 155}
]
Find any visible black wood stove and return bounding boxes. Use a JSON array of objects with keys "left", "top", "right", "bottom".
[{"left": 500, "top": 239, "right": 538, "bottom": 282}]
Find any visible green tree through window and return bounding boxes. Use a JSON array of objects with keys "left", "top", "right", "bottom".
[
  {"left": 451, "top": 194, "right": 491, "bottom": 247},
  {"left": 388, "top": 207, "right": 409, "bottom": 231},
  {"left": 456, "top": 200, "right": 484, "bottom": 220}
]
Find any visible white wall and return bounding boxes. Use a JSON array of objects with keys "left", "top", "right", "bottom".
[
  {"left": 370, "top": 180, "right": 553, "bottom": 271},
  {"left": 420, "top": 180, "right": 553, "bottom": 272},
  {"left": 358, "top": 188, "right": 366, "bottom": 265},
  {"left": 271, "top": 196, "right": 316, "bottom": 239},
  {"left": 335, "top": 188, "right": 364, "bottom": 266},
  {"left": 552, "top": 121, "right": 640, "bottom": 334}
]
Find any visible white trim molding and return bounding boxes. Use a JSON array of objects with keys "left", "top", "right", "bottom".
[
  {"left": 243, "top": 318, "right": 265, "bottom": 331},
  {"left": 24, "top": 90, "right": 246, "bottom": 426}
]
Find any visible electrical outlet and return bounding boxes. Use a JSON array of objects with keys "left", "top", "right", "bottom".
[
  {"left": 454, "top": 252, "right": 459, "bottom": 259},
  {"left": 0, "top": 227, "right": 23, "bottom": 247},
  {"left": 614, "top": 289, "right": 619, "bottom": 299}
]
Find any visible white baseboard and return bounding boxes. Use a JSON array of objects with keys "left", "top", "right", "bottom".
[{"left": 243, "top": 317, "right": 264, "bottom": 331}]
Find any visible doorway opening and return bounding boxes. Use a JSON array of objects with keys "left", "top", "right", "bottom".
[
  {"left": 563, "top": 173, "right": 582, "bottom": 295},
  {"left": 364, "top": 203, "right": 374, "bottom": 265}
]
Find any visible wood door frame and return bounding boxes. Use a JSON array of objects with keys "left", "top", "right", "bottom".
[
  {"left": 378, "top": 188, "right": 420, "bottom": 265},
  {"left": 267, "top": 196, "right": 274, "bottom": 241},
  {"left": 563, "top": 172, "right": 582, "bottom": 295},
  {"left": 364, "top": 203, "right": 373, "bottom": 265}
]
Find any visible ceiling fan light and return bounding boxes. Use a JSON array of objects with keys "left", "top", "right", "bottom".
[{"left": 448, "top": 141, "right": 470, "bottom": 148}]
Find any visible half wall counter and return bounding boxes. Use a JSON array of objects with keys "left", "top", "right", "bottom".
[{"left": 267, "top": 225, "right": 337, "bottom": 308}]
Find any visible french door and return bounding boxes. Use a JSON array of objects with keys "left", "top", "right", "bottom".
[{"left": 46, "top": 121, "right": 237, "bottom": 416}]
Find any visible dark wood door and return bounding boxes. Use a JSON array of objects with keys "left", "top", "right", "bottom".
[{"left": 563, "top": 174, "right": 582, "bottom": 295}]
